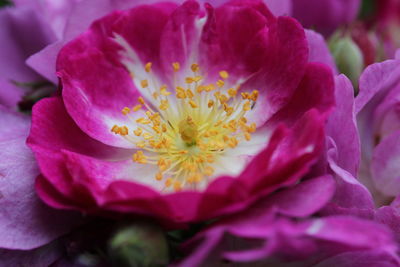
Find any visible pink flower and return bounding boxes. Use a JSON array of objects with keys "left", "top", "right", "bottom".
[
  {"left": 28, "top": 0, "right": 335, "bottom": 225},
  {"left": 356, "top": 52, "right": 400, "bottom": 208},
  {"left": 291, "top": 0, "right": 361, "bottom": 36},
  {"left": 179, "top": 202, "right": 398, "bottom": 266}
]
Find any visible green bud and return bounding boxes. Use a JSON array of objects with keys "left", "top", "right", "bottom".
[
  {"left": 108, "top": 222, "right": 169, "bottom": 267},
  {"left": 329, "top": 32, "right": 364, "bottom": 90}
]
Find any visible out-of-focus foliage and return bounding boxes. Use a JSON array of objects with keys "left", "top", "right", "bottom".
[
  {"left": 0, "top": 0, "right": 12, "bottom": 7},
  {"left": 360, "top": 0, "right": 376, "bottom": 18}
]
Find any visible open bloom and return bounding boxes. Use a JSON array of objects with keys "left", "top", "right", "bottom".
[
  {"left": 356, "top": 52, "right": 400, "bottom": 208},
  {"left": 28, "top": 0, "right": 334, "bottom": 224}
]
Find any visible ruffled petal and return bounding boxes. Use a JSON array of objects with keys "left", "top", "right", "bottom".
[
  {"left": 0, "top": 106, "right": 80, "bottom": 250},
  {"left": 371, "top": 130, "right": 400, "bottom": 196},
  {"left": 306, "top": 29, "right": 337, "bottom": 73},
  {"left": 267, "top": 62, "right": 335, "bottom": 127}
]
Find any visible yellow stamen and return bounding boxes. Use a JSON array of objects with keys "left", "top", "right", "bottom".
[
  {"left": 172, "top": 62, "right": 180, "bottom": 72},
  {"left": 145, "top": 62, "right": 152, "bottom": 73},
  {"left": 113, "top": 63, "right": 260, "bottom": 191},
  {"left": 141, "top": 79, "right": 148, "bottom": 88},
  {"left": 191, "top": 63, "right": 199, "bottom": 72},
  {"left": 219, "top": 70, "right": 229, "bottom": 79}
]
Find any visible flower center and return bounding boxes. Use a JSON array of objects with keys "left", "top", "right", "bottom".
[{"left": 111, "top": 62, "right": 258, "bottom": 192}]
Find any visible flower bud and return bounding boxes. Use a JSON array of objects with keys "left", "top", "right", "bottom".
[
  {"left": 329, "top": 33, "right": 364, "bottom": 90},
  {"left": 108, "top": 222, "right": 169, "bottom": 267}
]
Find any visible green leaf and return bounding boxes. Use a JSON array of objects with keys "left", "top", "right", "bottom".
[{"left": 0, "top": 0, "right": 13, "bottom": 7}]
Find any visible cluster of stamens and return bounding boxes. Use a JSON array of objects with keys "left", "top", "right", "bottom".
[{"left": 111, "top": 62, "right": 258, "bottom": 192}]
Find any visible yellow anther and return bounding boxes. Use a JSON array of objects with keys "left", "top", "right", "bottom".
[
  {"left": 191, "top": 63, "right": 200, "bottom": 72},
  {"left": 162, "top": 124, "right": 167, "bottom": 132},
  {"left": 228, "top": 137, "right": 238, "bottom": 148},
  {"left": 205, "top": 84, "right": 216, "bottom": 92},
  {"left": 158, "top": 159, "right": 170, "bottom": 172},
  {"left": 216, "top": 80, "right": 225, "bottom": 88},
  {"left": 179, "top": 150, "right": 188, "bottom": 154},
  {"left": 193, "top": 76, "right": 203, "bottom": 82},
  {"left": 219, "top": 70, "right": 229, "bottom": 79},
  {"left": 155, "top": 172, "right": 163, "bottom": 181},
  {"left": 219, "top": 94, "right": 229, "bottom": 104},
  {"left": 179, "top": 116, "right": 198, "bottom": 144},
  {"left": 136, "top": 141, "right": 146, "bottom": 148},
  {"left": 122, "top": 107, "right": 130, "bottom": 115},
  {"left": 173, "top": 181, "right": 182, "bottom": 191},
  {"left": 241, "top": 92, "right": 250, "bottom": 100},
  {"left": 172, "top": 62, "right": 180, "bottom": 72},
  {"left": 132, "top": 151, "right": 147, "bottom": 164},
  {"left": 176, "top": 86, "right": 187, "bottom": 99},
  {"left": 152, "top": 125, "right": 161, "bottom": 134},
  {"left": 243, "top": 101, "right": 251, "bottom": 111},
  {"left": 145, "top": 62, "right": 152, "bottom": 73},
  {"left": 189, "top": 100, "right": 198, "bottom": 108},
  {"left": 250, "top": 90, "right": 259, "bottom": 101},
  {"left": 225, "top": 106, "right": 234, "bottom": 116},
  {"left": 143, "top": 133, "right": 153, "bottom": 140},
  {"left": 165, "top": 178, "right": 173, "bottom": 187},
  {"left": 152, "top": 92, "right": 159, "bottom": 99},
  {"left": 132, "top": 104, "right": 142, "bottom": 112},
  {"left": 208, "top": 100, "right": 214, "bottom": 108},
  {"left": 160, "top": 89, "right": 171, "bottom": 97},
  {"left": 138, "top": 97, "right": 145, "bottom": 105},
  {"left": 248, "top": 123, "right": 256, "bottom": 133},
  {"left": 244, "top": 132, "right": 251, "bottom": 141},
  {"left": 196, "top": 85, "right": 205, "bottom": 93},
  {"left": 206, "top": 154, "right": 214, "bottom": 163},
  {"left": 204, "top": 166, "right": 215, "bottom": 176},
  {"left": 186, "top": 89, "right": 194, "bottom": 99},
  {"left": 134, "top": 128, "right": 143, "bottom": 136},
  {"left": 228, "top": 88, "right": 237, "bottom": 97},
  {"left": 240, "top": 117, "right": 247, "bottom": 123},
  {"left": 136, "top": 118, "right": 151, "bottom": 124},
  {"left": 186, "top": 77, "right": 195, "bottom": 84},
  {"left": 111, "top": 125, "right": 119, "bottom": 134},
  {"left": 141, "top": 79, "right": 148, "bottom": 88},
  {"left": 159, "top": 99, "right": 169, "bottom": 110},
  {"left": 120, "top": 126, "right": 128, "bottom": 135},
  {"left": 160, "top": 85, "right": 171, "bottom": 96},
  {"left": 111, "top": 125, "right": 128, "bottom": 136},
  {"left": 214, "top": 120, "right": 223, "bottom": 127}
]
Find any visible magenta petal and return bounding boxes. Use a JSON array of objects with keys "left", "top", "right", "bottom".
[
  {"left": 243, "top": 16, "right": 309, "bottom": 118},
  {"left": 292, "top": 0, "right": 361, "bottom": 37},
  {"left": 268, "top": 62, "right": 335, "bottom": 126},
  {"left": 26, "top": 41, "right": 63, "bottom": 84},
  {"left": 371, "top": 130, "right": 400, "bottom": 196},
  {"left": 356, "top": 59, "right": 400, "bottom": 114},
  {"left": 263, "top": 0, "right": 292, "bottom": 16},
  {"left": 28, "top": 97, "right": 131, "bottom": 202},
  {"left": 264, "top": 175, "right": 335, "bottom": 217},
  {"left": 57, "top": 3, "right": 181, "bottom": 148},
  {"left": 0, "top": 106, "right": 80, "bottom": 250},
  {"left": 328, "top": 75, "right": 359, "bottom": 176},
  {"left": 57, "top": 29, "right": 141, "bottom": 148},
  {"left": 0, "top": 7, "right": 55, "bottom": 82},
  {"left": 315, "top": 250, "right": 400, "bottom": 267},
  {"left": 160, "top": 1, "right": 201, "bottom": 75},
  {"left": 306, "top": 29, "right": 337, "bottom": 73},
  {"left": 13, "top": 0, "right": 80, "bottom": 39}
]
